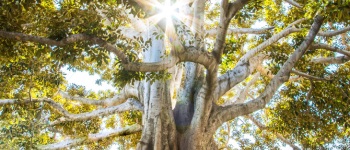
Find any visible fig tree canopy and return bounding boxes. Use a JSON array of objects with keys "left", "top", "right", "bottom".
[{"left": 0, "top": 0, "right": 349, "bottom": 149}]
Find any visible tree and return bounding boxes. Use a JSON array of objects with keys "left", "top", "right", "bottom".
[{"left": 0, "top": 0, "right": 349, "bottom": 149}]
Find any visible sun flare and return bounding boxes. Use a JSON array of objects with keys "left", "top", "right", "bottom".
[
  {"left": 159, "top": 1, "right": 177, "bottom": 20},
  {"left": 136, "top": 0, "right": 194, "bottom": 45},
  {"left": 140, "top": 0, "right": 190, "bottom": 25}
]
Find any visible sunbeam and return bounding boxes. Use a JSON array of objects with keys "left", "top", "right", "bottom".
[{"left": 136, "top": 0, "right": 197, "bottom": 49}]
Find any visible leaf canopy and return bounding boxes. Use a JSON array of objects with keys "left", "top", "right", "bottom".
[{"left": 0, "top": 0, "right": 349, "bottom": 149}]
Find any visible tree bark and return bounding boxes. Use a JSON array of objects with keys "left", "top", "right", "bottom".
[{"left": 136, "top": 26, "right": 178, "bottom": 149}]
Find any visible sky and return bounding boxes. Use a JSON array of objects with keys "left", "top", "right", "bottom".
[{"left": 62, "top": 67, "right": 115, "bottom": 92}]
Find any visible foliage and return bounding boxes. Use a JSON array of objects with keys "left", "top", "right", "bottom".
[
  {"left": 0, "top": 0, "right": 349, "bottom": 149},
  {"left": 0, "top": 103, "right": 54, "bottom": 149},
  {"left": 266, "top": 63, "right": 350, "bottom": 149},
  {"left": 212, "top": 0, "right": 350, "bottom": 149}
]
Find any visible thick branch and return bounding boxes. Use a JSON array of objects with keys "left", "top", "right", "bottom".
[
  {"left": 37, "top": 124, "right": 142, "bottom": 150},
  {"left": 207, "top": 27, "right": 274, "bottom": 36},
  {"left": 128, "top": 46, "right": 217, "bottom": 73},
  {"left": 284, "top": 0, "right": 302, "bottom": 8},
  {"left": 0, "top": 31, "right": 180, "bottom": 72},
  {"left": 0, "top": 31, "right": 217, "bottom": 72},
  {"left": 210, "top": 15, "right": 324, "bottom": 129},
  {"left": 123, "top": 55, "right": 179, "bottom": 72},
  {"left": 212, "top": 0, "right": 249, "bottom": 63},
  {"left": 216, "top": 54, "right": 265, "bottom": 99},
  {"left": 0, "top": 98, "right": 143, "bottom": 126},
  {"left": 50, "top": 99, "right": 143, "bottom": 126},
  {"left": 180, "top": 47, "right": 217, "bottom": 68},
  {"left": 311, "top": 56, "right": 350, "bottom": 64},
  {"left": 226, "top": 0, "right": 250, "bottom": 19},
  {"left": 247, "top": 116, "right": 301, "bottom": 150},
  {"left": 0, "top": 31, "right": 129, "bottom": 63},
  {"left": 310, "top": 43, "right": 350, "bottom": 57},
  {"left": 216, "top": 23, "right": 305, "bottom": 98},
  {"left": 191, "top": 0, "right": 206, "bottom": 47},
  {"left": 237, "top": 27, "right": 301, "bottom": 64},
  {"left": 188, "top": 56, "right": 219, "bottom": 135},
  {"left": 318, "top": 26, "right": 350, "bottom": 37},
  {"left": 59, "top": 84, "right": 138, "bottom": 107}
]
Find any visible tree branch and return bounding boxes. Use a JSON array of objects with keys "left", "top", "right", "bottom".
[
  {"left": 207, "top": 27, "right": 274, "bottom": 36},
  {"left": 236, "top": 27, "right": 301, "bottom": 64},
  {"left": 291, "top": 69, "right": 330, "bottom": 81},
  {"left": 246, "top": 115, "right": 301, "bottom": 150},
  {"left": 284, "top": 0, "right": 302, "bottom": 8},
  {"left": 0, "top": 31, "right": 217, "bottom": 73},
  {"left": 191, "top": 0, "right": 206, "bottom": 48},
  {"left": 59, "top": 84, "right": 138, "bottom": 107},
  {"left": 50, "top": 99, "right": 143, "bottom": 126},
  {"left": 212, "top": 0, "right": 249, "bottom": 63},
  {"left": 216, "top": 20, "right": 306, "bottom": 99},
  {"left": 0, "top": 31, "right": 129, "bottom": 63},
  {"left": 310, "top": 43, "right": 350, "bottom": 57},
  {"left": 36, "top": 124, "right": 142, "bottom": 150},
  {"left": 0, "top": 98, "right": 143, "bottom": 126},
  {"left": 311, "top": 56, "right": 350, "bottom": 64},
  {"left": 216, "top": 53, "right": 265, "bottom": 100},
  {"left": 210, "top": 15, "right": 324, "bottom": 130},
  {"left": 123, "top": 55, "right": 180, "bottom": 72},
  {"left": 317, "top": 26, "right": 350, "bottom": 37}
]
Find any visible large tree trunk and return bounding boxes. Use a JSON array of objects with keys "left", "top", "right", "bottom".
[
  {"left": 136, "top": 22, "right": 216, "bottom": 149},
  {"left": 136, "top": 1, "right": 219, "bottom": 148},
  {"left": 137, "top": 80, "right": 217, "bottom": 149},
  {"left": 136, "top": 26, "right": 178, "bottom": 149},
  {"left": 137, "top": 79, "right": 178, "bottom": 149}
]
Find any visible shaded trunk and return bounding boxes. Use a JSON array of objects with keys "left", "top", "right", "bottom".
[
  {"left": 177, "top": 132, "right": 218, "bottom": 150},
  {"left": 137, "top": 80, "right": 178, "bottom": 150},
  {"left": 136, "top": 29, "right": 216, "bottom": 149},
  {"left": 137, "top": 79, "right": 217, "bottom": 150}
]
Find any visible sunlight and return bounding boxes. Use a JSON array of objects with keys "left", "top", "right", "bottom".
[
  {"left": 145, "top": 0, "right": 180, "bottom": 25},
  {"left": 159, "top": 0, "right": 177, "bottom": 21},
  {"left": 135, "top": 0, "right": 195, "bottom": 48},
  {"left": 138, "top": 0, "right": 191, "bottom": 26}
]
